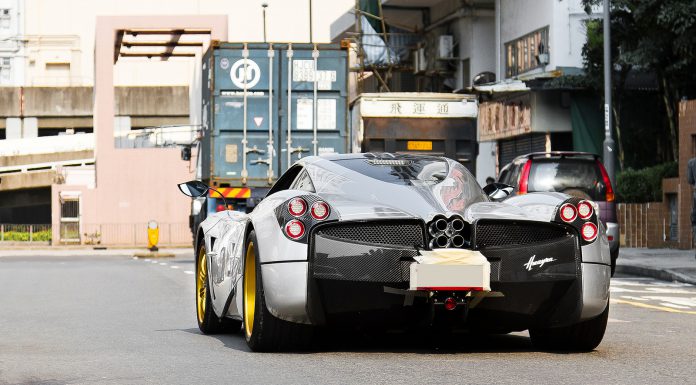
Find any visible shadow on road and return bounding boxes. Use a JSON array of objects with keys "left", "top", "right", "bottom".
[{"left": 176, "top": 327, "right": 592, "bottom": 355}]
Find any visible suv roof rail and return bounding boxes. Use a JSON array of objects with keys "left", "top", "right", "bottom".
[{"left": 513, "top": 152, "right": 600, "bottom": 161}]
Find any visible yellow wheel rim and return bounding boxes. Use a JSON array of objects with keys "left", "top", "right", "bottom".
[
  {"left": 196, "top": 246, "right": 207, "bottom": 324},
  {"left": 243, "top": 241, "right": 256, "bottom": 338}
]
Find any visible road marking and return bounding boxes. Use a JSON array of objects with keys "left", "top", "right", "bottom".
[
  {"left": 642, "top": 296, "right": 696, "bottom": 308},
  {"left": 159, "top": 262, "right": 167, "bottom": 266},
  {"left": 660, "top": 303, "right": 690, "bottom": 309},
  {"left": 170, "top": 265, "right": 179, "bottom": 269},
  {"left": 610, "top": 287, "right": 693, "bottom": 295},
  {"left": 184, "top": 271, "right": 194, "bottom": 275},
  {"left": 611, "top": 299, "right": 696, "bottom": 315},
  {"left": 620, "top": 295, "right": 649, "bottom": 301},
  {"left": 608, "top": 318, "right": 630, "bottom": 323}
]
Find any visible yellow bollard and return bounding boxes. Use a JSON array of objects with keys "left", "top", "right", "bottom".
[{"left": 147, "top": 220, "right": 159, "bottom": 251}]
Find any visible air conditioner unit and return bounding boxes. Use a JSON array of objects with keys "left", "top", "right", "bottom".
[{"left": 438, "top": 35, "right": 454, "bottom": 59}]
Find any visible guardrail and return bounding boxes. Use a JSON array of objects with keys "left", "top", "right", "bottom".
[{"left": 0, "top": 224, "right": 52, "bottom": 242}]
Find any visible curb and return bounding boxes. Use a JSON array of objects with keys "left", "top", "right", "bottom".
[{"left": 616, "top": 264, "right": 696, "bottom": 286}]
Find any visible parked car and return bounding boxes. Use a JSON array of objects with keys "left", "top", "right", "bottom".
[
  {"left": 497, "top": 152, "right": 619, "bottom": 275},
  {"left": 178, "top": 153, "right": 611, "bottom": 352}
]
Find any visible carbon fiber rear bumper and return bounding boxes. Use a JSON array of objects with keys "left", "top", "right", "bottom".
[{"left": 306, "top": 222, "right": 588, "bottom": 329}]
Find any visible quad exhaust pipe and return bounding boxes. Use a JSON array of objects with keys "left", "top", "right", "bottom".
[{"left": 427, "top": 216, "right": 468, "bottom": 249}]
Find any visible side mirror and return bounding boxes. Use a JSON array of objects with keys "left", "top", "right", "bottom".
[
  {"left": 483, "top": 182, "right": 514, "bottom": 201},
  {"left": 178, "top": 180, "right": 210, "bottom": 198}
]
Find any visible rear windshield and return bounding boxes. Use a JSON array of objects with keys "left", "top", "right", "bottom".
[
  {"left": 527, "top": 158, "right": 607, "bottom": 201},
  {"left": 333, "top": 158, "right": 449, "bottom": 186}
]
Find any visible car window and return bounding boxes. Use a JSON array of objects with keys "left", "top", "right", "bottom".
[
  {"left": 508, "top": 163, "right": 521, "bottom": 188},
  {"left": 291, "top": 170, "right": 315, "bottom": 192},
  {"left": 527, "top": 158, "right": 606, "bottom": 200},
  {"left": 266, "top": 165, "right": 303, "bottom": 196}
]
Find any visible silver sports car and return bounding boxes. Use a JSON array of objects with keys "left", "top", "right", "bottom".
[{"left": 178, "top": 153, "right": 611, "bottom": 352}]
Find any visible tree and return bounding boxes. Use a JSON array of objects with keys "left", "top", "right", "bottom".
[{"left": 582, "top": 0, "right": 696, "bottom": 163}]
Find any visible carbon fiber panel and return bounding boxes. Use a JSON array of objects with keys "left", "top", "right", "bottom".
[
  {"left": 312, "top": 234, "right": 416, "bottom": 283},
  {"left": 319, "top": 221, "right": 425, "bottom": 247},
  {"left": 473, "top": 220, "right": 570, "bottom": 248},
  {"left": 480, "top": 235, "right": 580, "bottom": 282}
]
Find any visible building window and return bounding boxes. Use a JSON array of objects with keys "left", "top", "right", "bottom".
[
  {"left": 0, "top": 9, "right": 10, "bottom": 30},
  {"left": 505, "top": 27, "right": 549, "bottom": 78},
  {"left": 0, "top": 57, "right": 10, "bottom": 84}
]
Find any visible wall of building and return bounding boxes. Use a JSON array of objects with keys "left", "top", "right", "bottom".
[
  {"left": 22, "top": 0, "right": 353, "bottom": 87},
  {"left": 532, "top": 91, "right": 572, "bottom": 133},
  {"left": 0, "top": 0, "right": 25, "bottom": 86},
  {"left": 498, "top": 0, "right": 599, "bottom": 79}
]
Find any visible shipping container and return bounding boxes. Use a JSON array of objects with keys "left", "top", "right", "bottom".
[
  {"left": 350, "top": 93, "right": 478, "bottom": 173},
  {"left": 198, "top": 42, "right": 348, "bottom": 214}
]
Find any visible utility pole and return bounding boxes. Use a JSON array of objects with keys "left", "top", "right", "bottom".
[
  {"left": 602, "top": 0, "right": 616, "bottom": 184},
  {"left": 262, "top": 3, "right": 268, "bottom": 43},
  {"left": 309, "top": 0, "right": 313, "bottom": 43}
]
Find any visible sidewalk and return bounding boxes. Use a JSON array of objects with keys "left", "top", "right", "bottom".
[
  {"left": 617, "top": 248, "right": 696, "bottom": 285},
  {"left": 0, "top": 246, "right": 193, "bottom": 258}
]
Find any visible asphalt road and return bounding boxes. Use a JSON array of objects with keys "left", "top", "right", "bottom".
[{"left": 1, "top": 251, "right": 695, "bottom": 385}]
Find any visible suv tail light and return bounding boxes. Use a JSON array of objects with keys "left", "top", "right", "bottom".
[
  {"left": 596, "top": 160, "right": 615, "bottom": 202},
  {"left": 518, "top": 159, "right": 532, "bottom": 194}
]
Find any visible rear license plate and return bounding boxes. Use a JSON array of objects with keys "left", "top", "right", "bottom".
[
  {"left": 409, "top": 263, "right": 490, "bottom": 291},
  {"left": 407, "top": 141, "right": 433, "bottom": 151}
]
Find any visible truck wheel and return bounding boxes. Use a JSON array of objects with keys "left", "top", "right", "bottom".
[
  {"left": 243, "top": 230, "right": 313, "bottom": 352},
  {"left": 196, "top": 240, "right": 242, "bottom": 334},
  {"left": 529, "top": 300, "right": 609, "bottom": 352}
]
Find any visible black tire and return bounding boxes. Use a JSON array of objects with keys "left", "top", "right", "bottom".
[
  {"left": 243, "top": 230, "right": 313, "bottom": 352},
  {"left": 610, "top": 248, "right": 619, "bottom": 277},
  {"left": 196, "top": 239, "right": 242, "bottom": 334},
  {"left": 529, "top": 300, "right": 609, "bottom": 352}
]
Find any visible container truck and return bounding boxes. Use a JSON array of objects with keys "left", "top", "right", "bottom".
[
  {"left": 189, "top": 42, "right": 348, "bottom": 234},
  {"left": 350, "top": 92, "right": 479, "bottom": 173}
]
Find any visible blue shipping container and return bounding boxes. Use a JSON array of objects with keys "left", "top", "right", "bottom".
[{"left": 200, "top": 42, "right": 348, "bottom": 210}]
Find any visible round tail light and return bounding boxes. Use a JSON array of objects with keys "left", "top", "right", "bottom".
[
  {"left": 559, "top": 203, "right": 578, "bottom": 223},
  {"left": 310, "top": 201, "right": 330, "bottom": 220},
  {"left": 581, "top": 222, "right": 598, "bottom": 242},
  {"left": 284, "top": 219, "right": 305, "bottom": 240},
  {"left": 287, "top": 198, "right": 307, "bottom": 217},
  {"left": 577, "top": 200, "right": 594, "bottom": 219}
]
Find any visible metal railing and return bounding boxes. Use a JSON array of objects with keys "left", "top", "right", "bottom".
[
  {"left": 79, "top": 223, "right": 191, "bottom": 246},
  {"left": 0, "top": 224, "right": 52, "bottom": 242}
]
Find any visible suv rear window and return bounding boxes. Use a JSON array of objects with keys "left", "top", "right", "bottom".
[{"left": 527, "top": 158, "right": 607, "bottom": 201}]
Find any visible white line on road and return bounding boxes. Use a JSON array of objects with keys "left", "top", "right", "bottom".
[
  {"left": 159, "top": 262, "right": 168, "bottom": 266},
  {"left": 608, "top": 318, "right": 630, "bottom": 323},
  {"left": 170, "top": 265, "right": 179, "bottom": 269},
  {"left": 184, "top": 271, "right": 194, "bottom": 275}
]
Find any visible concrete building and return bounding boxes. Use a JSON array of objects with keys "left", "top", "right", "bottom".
[
  {"left": 331, "top": 0, "right": 602, "bottom": 184},
  {"left": 0, "top": 0, "right": 353, "bottom": 245}
]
